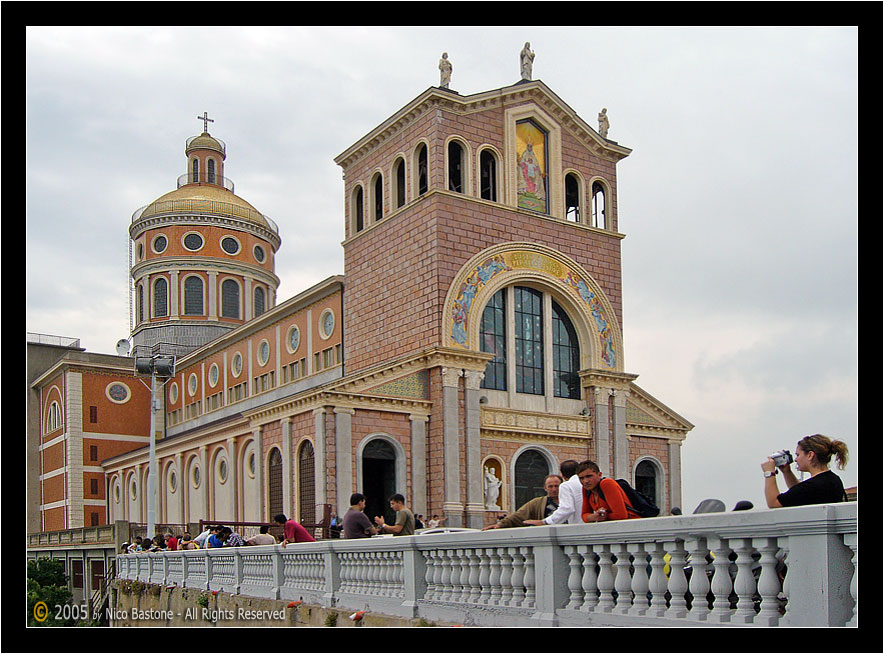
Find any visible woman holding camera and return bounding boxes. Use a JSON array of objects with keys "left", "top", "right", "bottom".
[{"left": 762, "top": 434, "right": 849, "bottom": 508}]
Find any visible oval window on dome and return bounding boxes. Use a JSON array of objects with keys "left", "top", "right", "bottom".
[
  {"left": 221, "top": 236, "right": 240, "bottom": 255},
  {"left": 183, "top": 232, "right": 204, "bottom": 251},
  {"left": 152, "top": 235, "right": 168, "bottom": 253},
  {"left": 254, "top": 245, "right": 266, "bottom": 263}
]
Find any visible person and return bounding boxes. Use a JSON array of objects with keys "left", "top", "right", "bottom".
[
  {"left": 426, "top": 514, "right": 445, "bottom": 529},
  {"left": 374, "top": 493, "right": 415, "bottom": 536},
  {"left": 127, "top": 536, "right": 143, "bottom": 553},
  {"left": 483, "top": 474, "right": 562, "bottom": 530},
  {"left": 246, "top": 525, "right": 277, "bottom": 546},
  {"left": 439, "top": 52, "right": 452, "bottom": 89},
  {"left": 165, "top": 532, "right": 178, "bottom": 551},
  {"left": 274, "top": 513, "right": 317, "bottom": 546},
  {"left": 577, "top": 460, "right": 641, "bottom": 522},
  {"left": 193, "top": 525, "right": 215, "bottom": 548},
  {"left": 342, "top": 493, "right": 378, "bottom": 539},
  {"left": 179, "top": 532, "right": 199, "bottom": 549},
  {"left": 414, "top": 514, "right": 425, "bottom": 530},
  {"left": 221, "top": 526, "right": 245, "bottom": 547},
  {"left": 142, "top": 537, "right": 158, "bottom": 551},
  {"left": 524, "top": 459, "right": 582, "bottom": 526},
  {"left": 762, "top": 434, "right": 849, "bottom": 508}
]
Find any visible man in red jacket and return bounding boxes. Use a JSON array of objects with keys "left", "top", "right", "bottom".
[{"left": 578, "top": 460, "right": 640, "bottom": 522}]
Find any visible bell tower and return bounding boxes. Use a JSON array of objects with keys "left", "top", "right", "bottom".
[{"left": 129, "top": 114, "right": 282, "bottom": 356}]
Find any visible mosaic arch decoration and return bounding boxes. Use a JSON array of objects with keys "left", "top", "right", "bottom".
[{"left": 447, "top": 245, "right": 619, "bottom": 371}]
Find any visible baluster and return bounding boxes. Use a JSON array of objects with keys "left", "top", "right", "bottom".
[
  {"left": 424, "top": 550, "right": 437, "bottom": 601},
  {"left": 646, "top": 542, "right": 668, "bottom": 617},
  {"left": 467, "top": 549, "right": 482, "bottom": 604},
  {"left": 488, "top": 547, "right": 502, "bottom": 606},
  {"left": 595, "top": 545, "right": 615, "bottom": 613},
  {"left": 579, "top": 545, "right": 599, "bottom": 613},
  {"left": 628, "top": 543, "right": 650, "bottom": 616},
  {"left": 707, "top": 537, "right": 733, "bottom": 622},
  {"left": 498, "top": 548, "right": 514, "bottom": 606},
  {"left": 752, "top": 537, "right": 782, "bottom": 627},
  {"left": 843, "top": 533, "right": 857, "bottom": 627},
  {"left": 508, "top": 547, "right": 525, "bottom": 607},
  {"left": 731, "top": 538, "right": 758, "bottom": 623},
  {"left": 452, "top": 549, "right": 467, "bottom": 603},
  {"left": 520, "top": 546, "right": 535, "bottom": 609},
  {"left": 779, "top": 544, "right": 790, "bottom": 620},
  {"left": 478, "top": 548, "right": 492, "bottom": 605},
  {"left": 565, "top": 545, "right": 584, "bottom": 609},
  {"left": 612, "top": 543, "right": 633, "bottom": 614},
  {"left": 439, "top": 549, "right": 453, "bottom": 602},
  {"left": 664, "top": 540, "right": 688, "bottom": 619},
  {"left": 685, "top": 537, "right": 710, "bottom": 621}
]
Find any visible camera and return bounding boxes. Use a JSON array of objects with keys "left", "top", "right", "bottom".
[{"left": 770, "top": 449, "right": 794, "bottom": 467}]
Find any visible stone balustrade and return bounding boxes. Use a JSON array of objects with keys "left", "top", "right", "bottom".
[{"left": 116, "top": 503, "right": 857, "bottom": 627}]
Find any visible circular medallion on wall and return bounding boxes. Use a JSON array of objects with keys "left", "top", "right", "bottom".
[
  {"left": 168, "top": 469, "right": 177, "bottom": 493},
  {"left": 188, "top": 373, "right": 198, "bottom": 396},
  {"left": 192, "top": 464, "right": 201, "bottom": 489},
  {"left": 209, "top": 363, "right": 219, "bottom": 388},
  {"left": 231, "top": 352, "right": 243, "bottom": 377},
  {"left": 258, "top": 339, "right": 270, "bottom": 366},
  {"left": 218, "top": 458, "right": 228, "bottom": 484},
  {"left": 319, "top": 308, "right": 335, "bottom": 340},
  {"left": 105, "top": 382, "right": 131, "bottom": 404},
  {"left": 286, "top": 325, "right": 300, "bottom": 353}
]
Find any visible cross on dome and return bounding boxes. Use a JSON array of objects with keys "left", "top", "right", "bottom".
[{"left": 197, "top": 111, "right": 214, "bottom": 133}]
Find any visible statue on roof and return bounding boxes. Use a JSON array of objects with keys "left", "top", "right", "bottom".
[
  {"left": 598, "top": 107, "right": 610, "bottom": 139},
  {"left": 439, "top": 52, "right": 452, "bottom": 89},
  {"left": 520, "top": 42, "right": 535, "bottom": 80}
]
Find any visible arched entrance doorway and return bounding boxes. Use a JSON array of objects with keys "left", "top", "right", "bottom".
[
  {"left": 362, "top": 438, "right": 397, "bottom": 525},
  {"left": 298, "top": 440, "right": 316, "bottom": 524}
]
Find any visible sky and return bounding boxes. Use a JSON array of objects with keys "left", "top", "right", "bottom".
[{"left": 25, "top": 26, "right": 858, "bottom": 514}]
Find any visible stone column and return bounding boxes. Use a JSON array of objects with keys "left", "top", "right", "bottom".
[
  {"left": 281, "top": 418, "right": 293, "bottom": 516},
  {"left": 313, "top": 408, "right": 327, "bottom": 505},
  {"left": 169, "top": 270, "right": 179, "bottom": 318},
  {"left": 251, "top": 429, "right": 264, "bottom": 521},
  {"left": 612, "top": 389, "right": 630, "bottom": 480},
  {"left": 593, "top": 387, "right": 612, "bottom": 472},
  {"left": 409, "top": 414, "right": 429, "bottom": 517},
  {"left": 176, "top": 452, "right": 185, "bottom": 524},
  {"left": 207, "top": 271, "right": 218, "bottom": 320},
  {"left": 226, "top": 436, "right": 238, "bottom": 521},
  {"left": 334, "top": 407, "right": 355, "bottom": 518},
  {"left": 441, "top": 367, "right": 464, "bottom": 526},
  {"left": 668, "top": 439, "right": 682, "bottom": 514},
  {"left": 463, "top": 370, "right": 486, "bottom": 529},
  {"left": 200, "top": 445, "right": 210, "bottom": 521}
]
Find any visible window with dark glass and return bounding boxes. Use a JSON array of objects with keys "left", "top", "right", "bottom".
[
  {"left": 192, "top": 158, "right": 199, "bottom": 184},
  {"left": 183, "top": 276, "right": 204, "bottom": 315},
  {"left": 184, "top": 233, "right": 203, "bottom": 251},
  {"left": 514, "top": 286, "right": 544, "bottom": 395},
  {"left": 354, "top": 186, "right": 364, "bottom": 232},
  {"left": 448, "top": 141, "right": 464, "bottom": 193},
  {"left": 395, "top": 158, "right": 406, "bottom": 208},
  {"left": 480, "top": 289, "right": 507, "bottom": 391},
  {"left": 565, "top": 173, "right": 580, "bottom": 222},
  {"left": 221, "top": 236, "right": 239, "bottom": 254},
  {"left": 373, "top": 174, "right": 384, "bottom": 221},
  {"left": 207, "top": 158, "right": 216, "bottom": 184},
  {"left": 254, "top": 286, "right": 265, "bottom": 317},
  {"left": 592, "top": 181, "right": 606, "bottom": 229},
  {"left": 154, "top": 278, "right": 168, "bottom": 317},
  {"left": 514, "top": 449, "right": 550, "bottom": 509},
  {"left": 137, "top": 285, "right": 144, "bottom": 323},
  {"left": 221, "top": 279, "right": 240, "bottom": 319},
  {"left": 552, "top": 300, "right": 581, "bottom": 399},
  {"left": 480, "top": 150, "right": 497, "bottom": 201},
  {"left": 417, "top": 144, "right": 428, "bottom": 196},
  {"left": 635, "top": 460, "right": 657, "bottom": 506},
  {"left": 153, "top": 235, "right": 167, "bottom": 253}
]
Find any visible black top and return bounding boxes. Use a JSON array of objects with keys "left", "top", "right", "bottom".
[{"left": 777, "top": 470, "right": 847, "bottom": 507}]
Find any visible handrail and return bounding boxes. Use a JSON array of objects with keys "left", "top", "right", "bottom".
[
  {"left": 131, "top": 198, "right": 277, "bottom": 235},
  {"left": 177, "top": 173, "right": 235, "bottom": 192}
]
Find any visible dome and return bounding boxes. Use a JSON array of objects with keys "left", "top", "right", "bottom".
[
  {"left": 138, "top": 184, "right": 275, "bottom": 233},
  {"left": 186, "top": 132, "right": 226, "bottom": 157}
]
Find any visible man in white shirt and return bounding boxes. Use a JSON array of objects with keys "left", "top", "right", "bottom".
[{"left": 524, "top": 460, "right": 583, "bottom": 526}]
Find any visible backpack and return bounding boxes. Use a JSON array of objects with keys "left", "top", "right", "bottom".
[{"left": 596, "top": 478, "right": 660, "bottom": 518}]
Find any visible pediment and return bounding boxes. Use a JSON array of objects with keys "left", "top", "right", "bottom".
[{"left": 626, "top": 382, "right": 694, "bottom": 439}]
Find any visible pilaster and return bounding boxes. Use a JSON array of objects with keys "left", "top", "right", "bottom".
[
  {"left": 441, "top": 367, "right": 464, "bottom": 525},
  {"left": 334, "top": 407, "right": 355, "bottom": 518}
]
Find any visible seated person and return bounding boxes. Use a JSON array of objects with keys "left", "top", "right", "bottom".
[
  {"left": 762, "top": 434, "right": 849, "bottom": 508},
  {"left": 483, "top": 474, "right": 562, "bottom": 529},
  {"left": 245, "top": 525, "right": 277, "bottom": 546},
  {"left": 577, "top": 460, "right": 641, "bottom": 522}
]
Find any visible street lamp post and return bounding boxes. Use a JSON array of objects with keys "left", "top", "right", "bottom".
[{"left": 135, "top": 352, "right": 175, "bottom": 539}]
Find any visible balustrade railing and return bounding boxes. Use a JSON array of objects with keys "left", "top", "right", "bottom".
[{"left": 116, "top": 503, "right": 857, "bottom": 628}]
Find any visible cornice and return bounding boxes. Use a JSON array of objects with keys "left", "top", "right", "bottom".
[
  {"left": 130, "top": 213, "right": 281, "bottom": 249},
  {"left": 131, "top": 257, "right": 281, "bottom": 288}
]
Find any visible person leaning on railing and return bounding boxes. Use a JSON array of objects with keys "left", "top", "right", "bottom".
[{"left": 762, "top": 434, "right": 849, "bottom": 508}]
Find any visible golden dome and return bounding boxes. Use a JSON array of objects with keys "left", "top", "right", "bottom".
[
  {"left": 138, "top": 184, "right": 274, "bottom": 232},
  {"left": 186, "top": 132, "right": 226, "bottom": 157}
]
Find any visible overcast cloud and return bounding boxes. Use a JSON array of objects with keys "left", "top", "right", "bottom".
[{"left": 26, "top": 26, "right": 858, "bottom": 513}]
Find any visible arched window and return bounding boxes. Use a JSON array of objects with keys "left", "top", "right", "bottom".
[
  {"left": 480, "top": 149, "right": 497, "bottom": 201},
  {"left": 480, "top": 289, "right": 506, "bottom": 391},
  {"left": 565, "top": 173, "right": 581, "bottom": 222},
  {"left": 298, "top": 440, "right": 316, "bottom": 525},
  {"left": 254, "top": 286, "right": 265, "bottom": 318},
  {"left": 552, "top": 300, "right": 580, "bottom": 399},
  {"left": 635, "top": 460, "right": 658, "bottom": 507},
  {"left": 372, "top": 173, "right": 384, "bottom": 222},
  {"left": 394, "top": 158, "right": 406, "bottom": 209},
  {"left": 592, "top": 181, "right": 607, "bottom": 229},
  {"left": 353, "top": 185, "right": 364, "bottom": 233},
  {"left": 514, "top": 449, "right": 550, "bottom": 510},
  {"left": 416, "top": 143, "right": 428, "bottom": 196},
  {"left": 268, "top": 448, "right": 283, "bottom": 524},
  {"left": 154, "top": 277, "right": 168, "bottom": 318},
  {"left": 207, "top": 159, "right": 216, "bottom": 184},
  {"left": 137, "top": 284, "right": 144, "bottom": 323},
  {"left": 448, "top": 141, "right": 464, "bottom": 193},
  {"left": 514, "top": 286, "right": 543, "bottom": 395},
  {"left": 192, "top": 158, "right": 199, "bottom": 184},
  {"left": 46, "top": 401, "right": 62, "bottom": 433},
  {"left": 221, "top": 279, "right": 240, "bottom": 319},
  {"left": 183, "top": 276, "right": 204, "bottom": 315}
]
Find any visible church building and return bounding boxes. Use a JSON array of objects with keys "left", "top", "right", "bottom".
[{"left": 30, "top": 51, "right": 693, "bottom": 533}]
